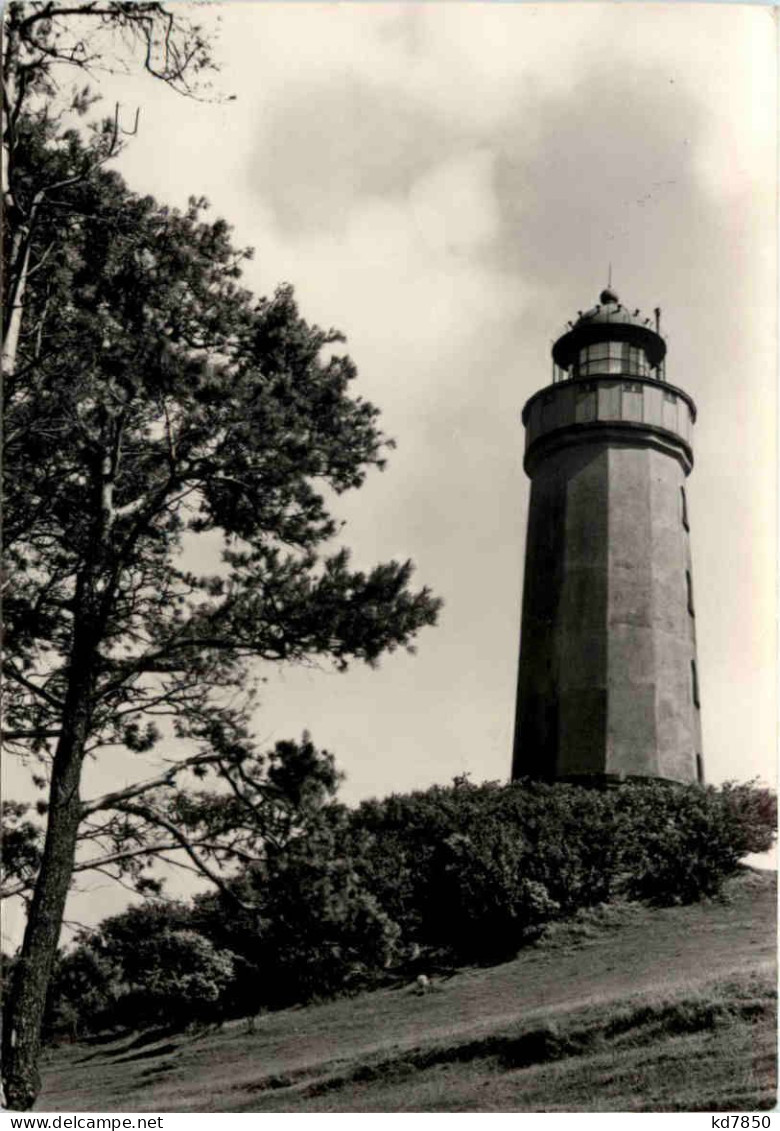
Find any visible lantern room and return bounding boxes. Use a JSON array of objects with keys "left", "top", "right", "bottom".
[{"left": 551, "top": 287, "right": 667, "bottom": 383}]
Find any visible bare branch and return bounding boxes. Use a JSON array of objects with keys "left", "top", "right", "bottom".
[
  {"left": 2, "top": 730, "right": 62, "bottom": 740},
  {"left": 3, "top": 664, "right": 65, "bottom": 711},
  {"left": 81, "top": 750, "right": 222, "bottom": 816},
  {"left": 114, "top": 801, "right": 254, "bottom": 911}
]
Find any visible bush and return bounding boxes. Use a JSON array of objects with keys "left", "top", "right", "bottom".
[
  {"left": 720, "top": 781, "right": 777, "bottom": 855},
  {"left": 113, "top": 929, "right": 236, "bottom": 1029},
  {"left": 491, "top": 781, "right": 619, "bottom": 913},
  {"left": 348, "top": 777, "right": 775, "bottom": 961},
  {"left": 349, "top": 779, "right": 620, "bottom": 962},
  {"left": 429, "top": 826, "right": 560, "bottom": 959},
  {"left": 613, "top": 781, "right": 776, "bottom": 904},
  {"left": 198, "top": 807, "right": 400, "bottom": 1011},
  {"left": 44, "top": 944, "right": 123, "bottom": 1041},
  {"left": 47, "top": 904, "right": 238, "bottom": 1036}
]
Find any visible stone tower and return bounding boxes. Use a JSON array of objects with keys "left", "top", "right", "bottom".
[{"left": 512, "top": 288, "right": 703, "bottom": 786}]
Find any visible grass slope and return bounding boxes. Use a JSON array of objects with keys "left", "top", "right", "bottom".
[{"left": 38, "top": 869, "right": 776, "bottom": 1113}]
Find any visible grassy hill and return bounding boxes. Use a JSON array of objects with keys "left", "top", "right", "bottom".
[{"left": 38, "top": 869, "right": 776, "bottom": 1113}]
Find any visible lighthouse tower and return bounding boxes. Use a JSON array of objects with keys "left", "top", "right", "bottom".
[{"left": 512, "top": 288, "right": 702, "bottom": 786}]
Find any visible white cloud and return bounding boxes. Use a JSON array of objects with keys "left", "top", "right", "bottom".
[{"left": 409, "top": 148, "right": 500, "bottom": 257}]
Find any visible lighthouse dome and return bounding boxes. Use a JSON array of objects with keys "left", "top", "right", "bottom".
[{"left": 575, "top": 289, "right": 651, "bottom": 330}]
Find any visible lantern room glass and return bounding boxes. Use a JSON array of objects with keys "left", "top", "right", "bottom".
[{"left": 575, "top": 341, "right": 650, "bottom": 378}]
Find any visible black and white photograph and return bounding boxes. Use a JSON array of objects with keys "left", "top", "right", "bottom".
[{"left": 2, "top": 0, "right": 777, "bottom": 1116}]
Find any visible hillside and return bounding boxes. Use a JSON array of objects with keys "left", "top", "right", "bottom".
[{"left": 38, "top": 869, "right": 776, "bottom": 1113}]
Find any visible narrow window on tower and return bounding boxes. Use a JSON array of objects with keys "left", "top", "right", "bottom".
[
  {"left": 691, "top": 659, "right": 700, "bottom": 709},
  {"left": 680, "top": 486, "right": 689, "bottom": 530},
  {"left": 696, "top": 754, "right": 704, "bottom": 784},
  {"left": 686, "top": 570, "right": 695, "bottom": 616}
]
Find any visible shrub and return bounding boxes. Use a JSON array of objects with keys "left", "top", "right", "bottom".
[
  {"left": 720, "top": 781, "right": 777, "bottom": 855},
  {"left": 198, "top": 807, "right": 401, "bottom": 1011},
  {"left": 48, "top": 904, "right": 238, "bottom": 1035},
  {"left": 495, "top": 781, "right": 619, "bottom": 912},
  {"left": 114, "top": 929, "right": 236, "bottom": 1029},
  {"left": 349, "top": 779, "right": 620, "bottom": 961},
  {"left": 349, "top": 777, "right": 775, "bottom": 960},
  {"left": 613, "top": 781, "right": 776, "bottom": 904},
  {"left": 44, "top": 944, "right": 123, "bottom": 1041},
  {"left": 429, "top": 826, "right": 560, "bottom": 959}
]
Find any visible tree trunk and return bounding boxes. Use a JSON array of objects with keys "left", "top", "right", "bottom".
[
  {"left": 3, "top": 384, "right": 121, "bottom": 1110},
  {"left": 2, "top": 195, "right": 41, "bottom": 378},
  {"left": 2, "top": 653, "right": 95, "bottom": 1109},
  {"left": 1, "top": 230, "right": 31, "bottom": 376}
]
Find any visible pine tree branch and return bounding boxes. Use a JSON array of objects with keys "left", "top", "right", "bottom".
[
  {"left": 2, "top": 729, "right": 62, "bottom": 740},
  {"left": 112, "top": 800, "right": 254, "bottom": 910},
  {"left": 81, "top": 751, "right": 221, "bottom": 816},
  {"left": 3, "top": 664, "right": 66, "bottom": 710}
]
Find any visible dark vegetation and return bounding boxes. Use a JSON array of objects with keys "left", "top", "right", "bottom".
[{"left": 22, "top": 775, "right": 774, "bottom": 1044}]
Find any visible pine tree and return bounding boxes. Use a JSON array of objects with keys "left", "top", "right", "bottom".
[{"left": 2, "top": 81, "right": 440, "bottom": 1113}]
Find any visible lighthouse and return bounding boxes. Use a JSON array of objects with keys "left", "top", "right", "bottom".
[{"left": 512, "top": 288, "right": 703, "bottom": 786}]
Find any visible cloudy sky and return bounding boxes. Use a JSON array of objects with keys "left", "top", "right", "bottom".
[{"left": 5, "top": 1, "right": 777, "bottom": 943}]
